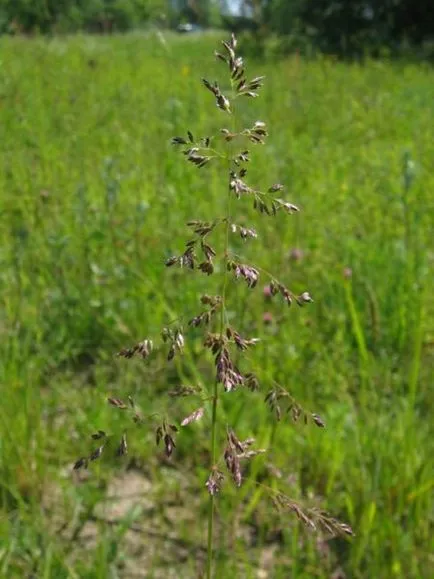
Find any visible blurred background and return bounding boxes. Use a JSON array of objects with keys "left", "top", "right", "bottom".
[{"left": 0, "top": 1, "right": 433, "bottom": 578}]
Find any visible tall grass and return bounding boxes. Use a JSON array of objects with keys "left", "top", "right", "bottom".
[{"left": 0, "top": 32, "right": 432, "bottom": 578}]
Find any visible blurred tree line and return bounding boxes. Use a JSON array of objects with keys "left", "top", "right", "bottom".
[
  {"left": 0, "top": 0, "right": 432, "bottom": 57},
  {"left": 253, "top": 0, "right": 434, "bottom": 56},
  {"left": 0, "top": 0, "right": 167, "bottom": 33}
]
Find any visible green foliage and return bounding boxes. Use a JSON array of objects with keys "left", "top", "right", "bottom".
[
  {"left": 0, "top": 0, "right": 165, "bottom": 33},
  {"left": 261, "top": 0, "right": 434, "bottom": 56},
  {"left": 0, "top": 33, "right": 433, "bottom": 577}
]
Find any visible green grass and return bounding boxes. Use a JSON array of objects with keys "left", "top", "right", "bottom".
[{"left": 0, "top": 31, "right": 433, "bottom": 578}]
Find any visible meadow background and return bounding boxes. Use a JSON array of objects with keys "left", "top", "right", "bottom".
[{"left": 0, "top": 31, "right": 433, "bottom": 578}]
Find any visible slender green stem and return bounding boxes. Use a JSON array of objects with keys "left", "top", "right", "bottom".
[
  {"left": 206, "top": 385, "right": 218, "bottom": 579},
  {"left": 206, "top": 148, "right": 233, "bottom": 579}
]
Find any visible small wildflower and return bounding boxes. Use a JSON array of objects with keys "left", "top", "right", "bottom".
[
  {"left": 289, "top": 248, "right": 304, "bottom": 261},
  {"left": 263, "top": 312, "right": 273, "bottom": 325},
  {"left": 263, "top": 285, "right": 273, "bottom": 298}
]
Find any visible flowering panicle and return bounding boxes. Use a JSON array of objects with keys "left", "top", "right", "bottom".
[
  {"left": 117, "top": 338, "right": 153, "bottom": 360},
  {"left": 272, "top": 493, "right": 354, "bottom": 538},
  {"left": 188, "top": 295, "right": 222, "bottom": 328},
  {"left": 265, "top": 386, "right": 326, "bottom": 426},
  {"left": 73, "top": 34, "right": 353, "bottom": 576}
]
